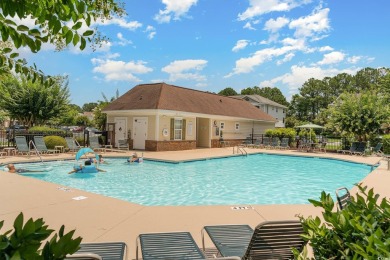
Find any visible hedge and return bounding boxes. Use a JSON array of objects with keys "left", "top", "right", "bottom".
[{"left": 43, "top": 136, "right": 67, "bottom": 149}]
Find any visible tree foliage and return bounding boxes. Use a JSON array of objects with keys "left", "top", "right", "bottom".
[
  {"left": 0, "top": 0, "right": 125, "bottom": 81},
  {"left": 288, "top": 67, "right": 390, "bottom": 128},
  {"left": 241, "top": 86, "right": 289, "bottom": 106},
  {"left": 218, "top": 87, "right": 237, "bottom": 96},
  {"left": 82, "top": 102, "right": 98, "bottom": 112},
  {"left": 0, "top": 75, "right": 70, "bottom": 126},
  {"left": 325, "top": 90, "right": 390, "bottom": 141},
  {"left": 295, "top": 185, "right": 390, "bottom": 259}
]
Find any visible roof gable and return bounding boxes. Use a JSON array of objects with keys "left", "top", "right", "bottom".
[
  {"left": 234, "top": 94, "right": 288, "bottom": 109},
  {"left": 104, "top": 83, "right": 275, "bottom": 122}
]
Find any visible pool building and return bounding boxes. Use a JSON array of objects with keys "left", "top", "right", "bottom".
[{"left": 104, "top": 82, "right": 276, "bottom": 151}]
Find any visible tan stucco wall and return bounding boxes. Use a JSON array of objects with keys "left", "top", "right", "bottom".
[{"left": 213, "top": 120, "right": 275, "bottom": 140}]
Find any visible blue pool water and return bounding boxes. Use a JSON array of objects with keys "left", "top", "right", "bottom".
[{"left": 14, "top": 154, "right": 372, "bottom": 206}]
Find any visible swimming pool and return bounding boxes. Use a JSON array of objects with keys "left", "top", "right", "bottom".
[{"left": 14, "top": 154, "right": 372, "bottom": 206}]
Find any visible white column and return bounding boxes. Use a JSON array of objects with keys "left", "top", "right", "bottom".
[{"left": 155, "top": 114, "right": 160, "bottom": 141}]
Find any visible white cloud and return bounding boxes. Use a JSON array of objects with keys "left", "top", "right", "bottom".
[
  {"left": 289, "top": 8, "right": 330, "bottom": 39},
  {"left": 238, "top": 0, "right": 311, "bottom": 21},
  {"left": 154, "top": 0, "right": 198, "bottom": 23},
  {"left": 243, "top": 21, "right": 256, "bottom": 30},
  {"left": 260, "top": 65, "right": 359, "bottom": 94},
  {"left": 319, "top": 46, "right": 334, "bottom": 52},
  {"left": 226, "top": 40, "right": 306, "bottom": 77},
  {"left": 91, "top": 58, "right": 153, "bottom": 82},
  {"left": 232, "top": 40, "right": 250, "bottom": 52},
  {"left": 347, "top": 56, "right": 362, "bottom": 64},
  {"left": 95, "top": 17, "right": 142, "bottom": 31},
  {"left": 264, "top": 17, "right": 289, "bottom": 32},
  {"left": 317, "top": 51, "right": 345, "bottom": 65},
  {"left": 162, "top": 59, "right": 207, "bottom": 82},
  {"left": 144, "top": 25, "right": 156, "bottom": 39},
  {"left": 276, "top": 52, "right": 295, "bottom": 65},
  {"left": 117, "top": 33, "right": 133, "bottom": 46}
]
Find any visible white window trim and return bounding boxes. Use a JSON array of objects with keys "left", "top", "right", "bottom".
[{"left": 174, "top": 118, "right": 183, "bottom": 140}]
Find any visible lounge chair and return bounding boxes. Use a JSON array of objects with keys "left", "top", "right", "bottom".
[
  {"left": 34, "top": 136, "right": 59, "bottom": 154},
  {"left": 253, "top": 138, "right": 263, "bottom": 148},
  {"left": 117, "top": 139, "right": 129, "bottom": 150},
  {"left": 315, "top": 142, "right": 327, "bottom": 153},
  {"left": 279, "top": 137, "right": 290, "bottom": 150},
  {"left": 371, "top": 142, "right": 383, "bottom": 156},
  {"left": 336, "top": 187, "right": 350, "bottom": 211},
  {"left": 353, "top": 142, "right": 366, "bottom": 156},
  {"left": 14, "top": 136, "right": 34, "bottom": 155},
  {"left": 262, "top": 137, "right": 271, "bottom": 149},
  {"left": 65, "top": 137, "right": 81, "bottom": 152},
  {"left": 337, "top": 142, "right": 358, "bottom": 154},
  {"left": 136, "top": 231, "right": 240, "bottom": 260},
  {"left": 89, "top": 136, "right": 104, "bottom": 152},
  {"left": 270, "top": 137, "right": 280, "bottom": 149},
  {"left": 202, "top": 220, "right": 305, "bottom": 259},
  {"left": 297, "top": 139, "right": 309, "bottom": 152},
  {"left": 66, "top": 242, "right": 126, "bottom": 260}
]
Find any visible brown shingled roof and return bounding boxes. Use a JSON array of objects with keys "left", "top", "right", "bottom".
[{"left": 104, "top": 83, "right": 275, "bottom": 122}]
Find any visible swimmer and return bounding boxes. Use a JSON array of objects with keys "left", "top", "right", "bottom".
[
  {"left": 68, "top": 160, "right": 106, "bottom": 174},
  {"left": 5, "top": 164, "right": 41, "bottom": 173},
  {"left": 127, "top": 152, "right": 139, "bottom": 163}
]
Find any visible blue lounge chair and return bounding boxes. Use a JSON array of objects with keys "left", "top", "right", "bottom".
[
  {"left": 136, "top": 231, "right": 240, "bottom": 260},
  {"left": 336, "top": 187, "right": 351, "bottom": 211},
  {"left": 262, "top": 137, "right": 271, "bottom": 148},
  {"left": 270, "top": 137, "right": 280, "bottom": 149},
  {"left": 14, "top": 136, "right": 34, "bottom": 155},
  {"left": 372, "top": 142, "right": 383, "bottom": 156},
  {"left": 65, "top": 137, "right": 81, "bottom": 152},
  {"left": 66, "top": 242, "right": 127, "bottom": 260},
  {"left": 279, "top": 137, "right": 290, "bottom": 150},
  {"left": 337, "top": 142, "right": 358, "bottom": 154},
  {"left": 34, "top": 136, "right": 59, "bottom": 154},
  {"left": 202, "top": 220, "right": 305, "bottom": 259},
  {"left": 89, "top": 136, "right": 104, "bottom": 152},
  {"left": 353, "top": 142, "right": 366, "bottom": 156}
]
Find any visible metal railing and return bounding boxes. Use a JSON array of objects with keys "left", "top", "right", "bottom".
[
  {"left": 28, "top": 140, "right": 43, "bottom": 163},
  {"left": 233, "top": 145, "right": 247, "bottom": 156}
]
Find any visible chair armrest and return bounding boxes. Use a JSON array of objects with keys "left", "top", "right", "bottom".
[{"left": 65, "top": 253, "right": 102, "bottom": 260}]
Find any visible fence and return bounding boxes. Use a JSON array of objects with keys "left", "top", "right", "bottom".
[
  {"left": 0, "top": 129, "right": 108, "bottom": 149},
  {"left": 250, "top": 134, "right": 364, "bottom": 152}
]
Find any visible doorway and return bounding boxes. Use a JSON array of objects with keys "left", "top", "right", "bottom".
[
  {"left": 114, "top": 117, "right": 127, "bottom": 147},
  {"left": 196, "top": 117, "right": 211, "bottom": 148},
  {"left": 133, "top": 117, "right": 148, "bottom": 150}
]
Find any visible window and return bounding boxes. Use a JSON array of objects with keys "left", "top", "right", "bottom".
[
  {"left": 235, "top": 122, "right": 240, "bottom": 131},
  {"left": 174, "top": 119, "right": 183, "bottom": 140},
  {"left": 220, "top": 122, "right": 225, "bottom": 129}
]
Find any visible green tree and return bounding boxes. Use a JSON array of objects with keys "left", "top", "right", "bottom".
[
  {"left": 218, "top": 87, "right": 237, "bottom": 96},
  {"left": 0, "top": 0, "right": 125, "bottom": 81},
  {"left": 82, "top": 102, "right": 98, "bottom": 112},
  {"left": 57, "top": 104, "right": 82, "bottom": 126},
  {"left": 0, "top": 75, "right": 70, "bottom": 126},
  {"left": 325, "top": 90, "right": 390, "bottom": 140},
  {"left": 94, "top": 102, "right": 109, "bottom": 130}
]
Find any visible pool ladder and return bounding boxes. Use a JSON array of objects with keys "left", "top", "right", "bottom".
[
  {"left": 28, "top": 140, "right": 43, "bottom": 163},
  {"left": 233, "top": 145, "right": 247, "bottom": 157}
]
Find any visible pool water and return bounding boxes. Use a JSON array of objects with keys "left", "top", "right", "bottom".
[{"left": 15, "top": 154, "right": 372, "bottom": 206}]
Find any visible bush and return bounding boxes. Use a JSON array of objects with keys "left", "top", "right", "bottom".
[
  {"left": 383, "top": 134, "right": 390, "bottom": 154},
  {"left": 265, "top": 128, "right": 296, "bottom": 145},
  {"left": 29, "top": 126, "right": 65, "bottom": 134},
  {"left": 294, "top": 185, "right": 390, "bottom": 259},
  {"left": 0, "top": 212, "right": 81, "bottom": 259},
  {"left": 43, "top": 136, "right": 67, "bottom": 149},
  {"left": 75, "top": 137, "right": 85, "bottom": 146}
]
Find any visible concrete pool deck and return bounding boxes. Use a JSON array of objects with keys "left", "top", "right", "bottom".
[{"left": 0, "top": 147, "right": 389, "bottom": 259}]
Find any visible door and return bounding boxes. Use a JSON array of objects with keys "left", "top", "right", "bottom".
[
  {"left": 114, "top": 117, "right": 127, "bottom": 147},
  {"left": 133, "top": 117, "right": 148, "bottom": 150}
]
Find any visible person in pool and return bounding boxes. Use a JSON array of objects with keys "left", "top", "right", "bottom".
[
  {"left": 68, "top": 160, "right": 106, "bottom": 174},
  {"left": 5, "top": 163, "right": 41, "bottom": 173},
  {"left": 127, "top": 152, "right": 140, "bottom": 163}
]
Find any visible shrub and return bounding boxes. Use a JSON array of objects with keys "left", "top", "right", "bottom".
[
  {"left": 75, "top": 137, "right": 85, "bottom": 146},
  {"left": 383, "top": 134, "right": 390, "bottom": 154},
  {"left": 43, "top": 136, "right": 67, "bottom": 149},
  {"left": 265, "top": 128, "right": 296, "bottom": 144},
  {"left": 29, "top": 126, "right": 65, "bottom": 134},
  {"left": 294, "top": 185, "right": 390, "bottom": 259},
  {"left": 0, "top": 212, "right": 81, "bottom": 259}
]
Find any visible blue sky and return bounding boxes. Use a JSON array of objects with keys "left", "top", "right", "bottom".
[{"left": 16, "top": 0, "right": 390, "bottom": 106}]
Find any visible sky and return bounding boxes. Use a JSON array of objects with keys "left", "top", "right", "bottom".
[{"left": 15, "top": 0, "right": 390, "bottom": 106}]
